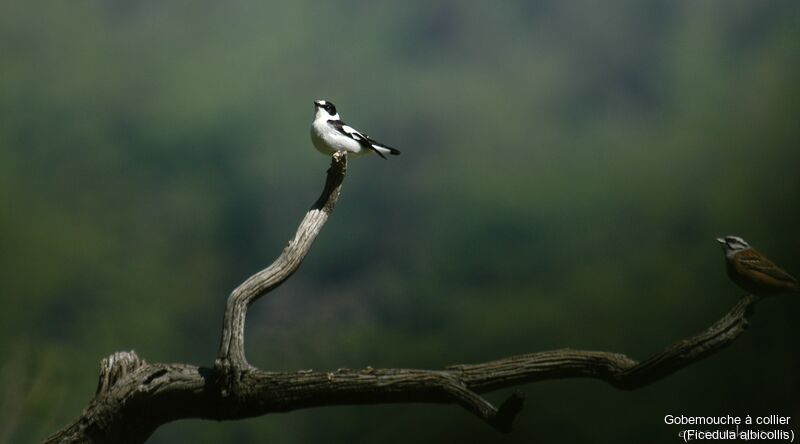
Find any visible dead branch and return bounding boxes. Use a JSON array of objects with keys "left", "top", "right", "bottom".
[{"left": 44, "top": 154, "right": 766, "bottom": 443}]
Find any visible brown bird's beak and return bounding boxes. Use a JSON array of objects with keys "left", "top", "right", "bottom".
[{"left": 716, "top": 237, "right": 726, "bottom": 245}]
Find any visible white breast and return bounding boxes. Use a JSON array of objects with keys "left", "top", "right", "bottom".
[{"left": 310, "top": 120, "right": 367, "bottom": 156}]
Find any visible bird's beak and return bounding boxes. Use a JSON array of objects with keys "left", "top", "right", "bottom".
[
  {"left": 313, "top": 100, "right": 321, "bottom": 107},
  {"left": 716, "top": 237, "right": 726, "bottom": 245}
]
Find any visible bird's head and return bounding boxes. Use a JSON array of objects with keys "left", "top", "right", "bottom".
[
  {"left": 717, "top": 235, "right": 751, "bottom": 257},
  {"left": 314, "top": 100, "right": 339, "bottom": 120}
]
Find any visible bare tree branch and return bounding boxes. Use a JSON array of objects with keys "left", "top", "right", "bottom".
[
  {"left": 217, "top": 151, "right": 348, "bottom": 370},
  {"left": 44, "top": 153, "right": 770, "bottom": 443}
]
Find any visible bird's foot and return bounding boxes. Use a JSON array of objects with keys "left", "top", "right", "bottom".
[{"left": 333, "top": 150, "right": 347, "bottom": 162}]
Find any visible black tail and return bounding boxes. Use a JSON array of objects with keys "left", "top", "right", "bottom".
[{"left": 371, "top": 144, "right": 400, "bottom": 159}]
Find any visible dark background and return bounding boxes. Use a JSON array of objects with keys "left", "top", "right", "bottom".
[{"left": 1, "top": 1, "right": 799, "bottom": 442}]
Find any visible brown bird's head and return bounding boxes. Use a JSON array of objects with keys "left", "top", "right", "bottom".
[{"left": 717, "top": 235, "right": 751, "bottom": 258}]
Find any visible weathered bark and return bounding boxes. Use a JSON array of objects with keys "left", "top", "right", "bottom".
[
  {"left": 217, "top": 151, "right": 347, "bottom": 371},
  {"left": 45, "top": 153, "right": 768, "bottom": 443}
]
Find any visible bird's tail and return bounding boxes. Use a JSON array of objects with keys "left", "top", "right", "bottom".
[{"left": 374, "top": 145, "right": 400, "bottom": 157}]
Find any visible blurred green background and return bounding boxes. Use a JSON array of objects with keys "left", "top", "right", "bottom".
[{"left": 2, "top": 1, "right": 799, "bottom": 442}]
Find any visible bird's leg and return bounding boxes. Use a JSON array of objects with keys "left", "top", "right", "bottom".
[{"left": 333, "top": 150, "right": 347, "bottom": 162}]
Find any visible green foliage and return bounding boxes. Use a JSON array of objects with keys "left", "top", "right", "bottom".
[{"left": 1, "top": 1, "right": 799, "bottom": 442}]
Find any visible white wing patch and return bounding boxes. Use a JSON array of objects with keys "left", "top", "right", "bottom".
[{"left": 342, "top": 125, "right": 367, "bottom": 142}]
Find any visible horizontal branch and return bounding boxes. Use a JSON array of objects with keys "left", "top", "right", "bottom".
[
  {"left": 45, "top": 293, "right": 760, "bottom": 443},
  {"left": 43, "top": 150, "right": 774, "bottom": 443},
  {"left": 449, "top": 294, "right": 757, "bottom": 391}
]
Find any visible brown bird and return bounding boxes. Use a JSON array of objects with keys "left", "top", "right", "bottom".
[{"left": 717, "top": 235, "right": 800, "bottom": 295}]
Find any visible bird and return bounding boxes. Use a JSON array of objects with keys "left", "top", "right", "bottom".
[
  {"left": 310, "top": 100, "right": 400, "bottom": 159},
  {"left": 717, "top": 235, "right": 799, "bottom": 296}
]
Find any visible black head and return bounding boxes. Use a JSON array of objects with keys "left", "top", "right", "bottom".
[{"left": 314, "top": 100, "right": 337, "bottom": 117}]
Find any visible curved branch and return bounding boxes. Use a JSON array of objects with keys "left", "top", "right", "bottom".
[
  {"left": 216, "top": 152, "right": 347, "bottom": 370},
  {"left": 44, "top": 152, "right": 776, "bottom": 443},
  {"left": 446, "top": 294, "right": 757, "bottom": 391}
]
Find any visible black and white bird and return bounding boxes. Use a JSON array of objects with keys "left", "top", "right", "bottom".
[{"left": 310, "top": 100, "right": 400, "bottom": 159}]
